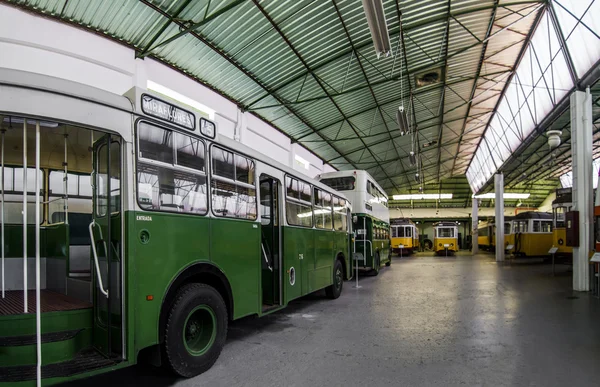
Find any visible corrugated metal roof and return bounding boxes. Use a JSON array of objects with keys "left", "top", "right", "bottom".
[{"left": 4, "top": 0, "right": 557, "bottom": 205}]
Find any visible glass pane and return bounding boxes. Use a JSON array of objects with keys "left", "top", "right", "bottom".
[
  {"left": 286, "top": 200, "right": 312, "bottom": 227},
  {"left": 212, "top": 147, "right": 235, "bottom": 180},
  {"left": 138, "top": 122, "right": 173, "bottom": 164},
  {"left": 299, "top": 180, "right": 312, "bottom": 203},
  {"left": 319, "top": 176, "right": 355, "bottom": 191},
  {"left": 138, "top": 163, "right": 208, "bottom": 214},
  {"left": 79, "top": 175, "right": 92, "bottom": 197},
  {"left": 235, "top": 154, "right": 254, "bottom": 185},
  {"left": 333, "top": 197, "right": 347, "bottom": 231},
  {"left": 175, "top": 132, "right": 205, "bottom": 172},
  {"left": 211, "top": 179, "right": 256, "bottom": 219}
]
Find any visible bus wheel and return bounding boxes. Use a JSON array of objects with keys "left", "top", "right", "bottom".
[
  {"left": 385, "top": 251, "right": 391, "bottom": 266},
  {"left": 371, "top": 253, "right": 380, "bottom": 276},
  {"left": 164, "top": 283, "right": 228, "bottom": 378},
  {"left": 325, "top": 259, "right": 344, "bottom": 299}
]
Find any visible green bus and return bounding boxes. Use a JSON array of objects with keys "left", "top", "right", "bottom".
[
  {"left": 0, "top": 70, "right": 352, "bottom": 384},
  {"left": 317, "top": 170, "right": 391, "bottom": 275}
]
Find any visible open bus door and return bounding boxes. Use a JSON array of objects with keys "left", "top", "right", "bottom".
[
  {"left": 90, "top": 134, "right": 123, "bottom": 358},
  {"left": 259, "top": 175, "right": 281, "bottom": 311}
]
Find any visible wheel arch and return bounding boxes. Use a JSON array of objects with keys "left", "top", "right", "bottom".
[
  {"left": 335, "top": 251, "right": 348, "bottom": 279},
  {"left": 159, "top": 262, "right": 234, "bottom": 344}
]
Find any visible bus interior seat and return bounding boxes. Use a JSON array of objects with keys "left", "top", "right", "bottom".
[{"left": 52, "top": 212, "right": 93, "bottom": 277}]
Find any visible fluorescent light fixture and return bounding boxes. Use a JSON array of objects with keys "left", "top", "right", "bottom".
[
  {"left": 473, "top": 193, "right": 530, "bottom": 199},
  {"left": 361, "top": 0, "right": 392, "bottom": 58},
  {"left": 147, "top": 80, "right": 215, "bottom": 120},
  {"left": 397, "top": 106, "right": 409, "bottom": 135},
  {"left": 295, "top": 154, "right": 310, "bottom": 170},
  {"left": 392, "top": 193, "right": 453, "bottom": 200}
]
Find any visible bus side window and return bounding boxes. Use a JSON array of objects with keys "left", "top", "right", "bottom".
[
  {"left": 285, "top": 176, "right": 313, "bottom": 228},
  {"left": 314, "top": 188, "right": 333, "bottom": 230},
  {"left": 137, "top": 122, "right": 208, "bottom": 214},
  {"left": 211, "top": 146, "right": 257, "bottom": 220},
  {"left": 332, "top": 196, "right": 347, "bottom": 231}
]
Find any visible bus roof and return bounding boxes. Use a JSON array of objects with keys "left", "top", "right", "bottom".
[
  {"left": 433, "top": 221, "right": 458, "bottom": 227},
  {"left": 390, "top": 218, "right": 416, "bottom": 226},
  {"left": 514, "top": 211, "right": 552, "bottom": 220}
]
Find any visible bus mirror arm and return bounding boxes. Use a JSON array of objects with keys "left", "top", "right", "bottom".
[{"left": 89, "top": 220, "right": 109, "bottom": 298}]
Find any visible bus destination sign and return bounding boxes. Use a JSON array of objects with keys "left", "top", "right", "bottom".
[{"left": 141, "top": 94, "right": 196, "bottom": 130}]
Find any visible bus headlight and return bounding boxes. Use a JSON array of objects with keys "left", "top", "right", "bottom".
[
  {"left": 450, "top": 243, "right": 454, "bottom": 247},
  {"left": 558, "top": 239, "right": 564, "bottom": 245},
  {"left": 439, "top": 243, "right": 442, "bottom": 247}
]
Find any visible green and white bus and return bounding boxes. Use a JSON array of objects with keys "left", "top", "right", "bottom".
[
  {"left": 0, "top": 69, "right": 353, "bottom": 384},
  {"left": 317, "top": 170, "right": 391, "bottom": 275}
]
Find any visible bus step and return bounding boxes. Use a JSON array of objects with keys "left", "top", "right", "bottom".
[
  {"left": 0, "top": 349, "right": 114, "bottom": 382},
  {"left": 0, "top": 329, "right": 82, "bottom": 347}
]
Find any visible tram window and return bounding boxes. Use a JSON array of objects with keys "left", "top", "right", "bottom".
[
  {"left": 406, "top": 227, "right": 412, "bottom": 237},
  {"left": 541, "top": 221, "right": 552, "bottom": 232},
  {"left": 437, "top": 228, "right": 454, "bottom": 238},
  {"left": 514, "top": 220, "right": 528, "bottom": 233},
  {"left": 313, "top": 188, "right": 333, "bottom": 229},
  {"left": 504, "top": 223, "right": 512, "bottom": 234},
  {"left": 137, "top": 122, "right": 208, "bottom": 214},
  {"left": 320, "top": 176, "right": 355, "bottom": 191},
  {"left": 332, "top": 196, "right": 347, "bottom": 231},
  {"left": 211, "top": 146, "right": 257, "bottom": 220},
  {"left": 285, "top": 176, "right": 312, "bottom": 227},
  {"left": 533, "top": 221, "right": 540, "bottom": 232}
]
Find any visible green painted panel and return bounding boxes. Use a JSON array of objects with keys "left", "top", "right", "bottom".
[
  {"left": 313, "top": 229, "right": 334, "bottom": 291},
  {"left": 210, "top": 217, "right": 261, "bottom": 318},
  {"left": 282, "top": 227, "right": 308, "bottom": 302},
  {"left": 130, "top": 211, "right": 210, "bottom": 350},
  {"left": 1, "top": 224, "right": 68, "bottom": 259}
]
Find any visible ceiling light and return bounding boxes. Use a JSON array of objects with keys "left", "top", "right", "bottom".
[
  {"left": 409, "top": 151, "right": 416, "bottom": 166},
  {"left": 397, "top": 106, "right": 409, "bottom": 135},
  {"left": 361, "top": 0, "right": 392, "bottom": 58},
  {"left": 294, "top": 154, "right": 310, "bottom": 170},
  {"left": 422, "top": 140, "right": 437, "bottom": 148},
  {"left": 393, "top": 193, "right": 453, "bottom": 200},
  {"left": 473, "top": 193, "right": 530, "bottom": 199},
  {"left": 414, "top": 173, "right": 419, "bottom": 183}
]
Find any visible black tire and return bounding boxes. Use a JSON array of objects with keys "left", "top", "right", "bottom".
[
  {"left": 164, "top": 283, "right": 228, "bottom": 378},
  {"left": 325, "top": 259, "right": 344, "bottom": 299},
  {"left": 371, "top": 253, "right": 380, "bottom": 276}
]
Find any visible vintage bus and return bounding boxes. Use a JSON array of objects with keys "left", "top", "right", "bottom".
[
  {"left": 390, "top": 218, "right": 419, "bottom": 255},
  {"left": 506, "top": 212, "right": 553, "bottom": 257},
  {"left": 433, "top": 221, "right": 459, "bottom": 255},
  {"left": 317, "top": 170, "right": 391, "bottom": 275},
  {"left": 0, "top": 70, "right": 353, "bottom": 384},
  {"left": 552, "top": 188, "right": 573, "bottom": 257}
]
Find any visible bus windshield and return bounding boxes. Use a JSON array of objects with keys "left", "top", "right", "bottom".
[{"left": 320, "top": 176, "right": 355, "bottom": 191}]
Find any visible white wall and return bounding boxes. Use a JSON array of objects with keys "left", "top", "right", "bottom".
[
  {"left": 389, "top": 206, "right": 519, "bottom": 219},
  {"left": 0, "top": 3, "right": 330, "bottom": 178},
  {"left": 537, "top": 192, "right": 556, "bottom": 212}
]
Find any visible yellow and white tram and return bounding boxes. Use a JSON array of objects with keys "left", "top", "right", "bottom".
[
  {"left": 433, "top": 221, "right": 459, "bottom": 255},
  {"left": 506, "top": 212, "right": 553, "bottom": 257},
  {"left": 390, "top": 218, "right": 419, "bottom": 255}
]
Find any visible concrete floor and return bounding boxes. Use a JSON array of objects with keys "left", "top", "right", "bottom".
[{"left": 70, "top": 253, "right": 600, "bottom": 386}]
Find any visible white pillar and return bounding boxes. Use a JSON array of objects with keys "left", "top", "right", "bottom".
[
  {"left": 471, "top": 195, "right": 479, "bottom": 254},
  {"left": 495, "top": 174, "right": 505, "bottom": 262},
  {"left": 571, "top": 89, "right": 593, "bottom": 291}
]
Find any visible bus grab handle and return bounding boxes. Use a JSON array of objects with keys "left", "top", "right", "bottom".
[{"left": 88, "top": 220, "right": 109, "bottom": 298}]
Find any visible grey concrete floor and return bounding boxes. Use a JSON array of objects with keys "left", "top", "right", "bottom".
[{"left": 70, "top": 253, "right": 600, "bottom": 386}]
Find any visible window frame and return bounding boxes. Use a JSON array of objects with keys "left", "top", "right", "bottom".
[
  {"left": 135, "top": 119, "right": 209, "bottom": 216},
  {"left": 285, "top": 174, "right": 314, "bottom": 228},
  {"left": 332, "top": 195, "right": 348, "bottom": 232},
  {"left": 313, "top": 187, "right": 333, "bottom": 230},
  {"left": 209, "top": 144, "right": 257, "bottom": 220}
]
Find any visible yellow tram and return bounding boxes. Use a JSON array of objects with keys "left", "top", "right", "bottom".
[
  {"left": 433, "top": 221, "right": 459, "bottom": 255},
  {"left": 552, "top": 188, "right": 573, "bottom": 257},
  {"left": 477, "top": 218, "right": 513, "bottom": 251},
  {"left": 505, "top": 212, "right": 553, "bottom": 257},
  {"left": 390, "top": 218, "right": 419, "bottom": 255}
]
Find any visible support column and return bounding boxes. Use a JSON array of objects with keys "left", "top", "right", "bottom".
[
  {"left": 571, "top": 89, "right": 593, "bottom": 291},
  {"left": 471, "top": 195, "right": 478, "bottom": 255},
  {"left": 495, "top": 173, "right": 505, "bottom": 262}
]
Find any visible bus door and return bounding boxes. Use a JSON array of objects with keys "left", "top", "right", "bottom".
[
  {"left": 90, "top": 134, "right": 123, "bottom": 358},
  {"left": 259, "top": 175, "right": 281, "bottom": 310}
]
